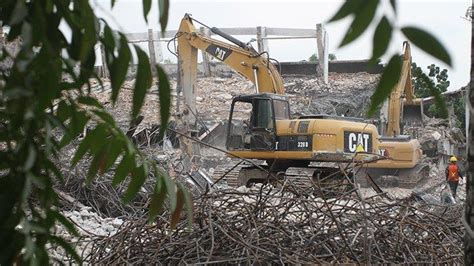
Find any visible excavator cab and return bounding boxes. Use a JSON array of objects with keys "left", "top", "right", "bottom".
[{"left": 226, "top": 93, "right": 290, "bottom": 151}]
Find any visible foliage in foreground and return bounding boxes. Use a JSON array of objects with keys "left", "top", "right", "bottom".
[{"left": 0, "top": 0, "right": 191, "bottom": 264}]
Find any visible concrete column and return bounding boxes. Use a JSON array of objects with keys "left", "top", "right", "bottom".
[
  {"left": 147, "top": 29, "right": 157, "bottom": 75},
  {"left": 316, "top": 24, "right": 328, "bottom": 84},
  {"left": 99, "top": 44, "right": 108, "bottom": 78},
  {"left": 323, "top": 29, "right": 329, "bottom": 84},
  {"left": 155, "top": 30, "right": 164, "bottom": 63},
  {"left": 256, "top": 26, "right": 269, "bottom": 54}
]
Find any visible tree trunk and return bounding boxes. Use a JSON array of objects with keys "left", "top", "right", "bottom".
[{"left": 465, "top": 0, "right": 474, "bottom": 263}]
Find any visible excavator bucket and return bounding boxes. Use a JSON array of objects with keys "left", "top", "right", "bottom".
[{"left": 402, "top": 103, "right": 424, "bottom": 126}]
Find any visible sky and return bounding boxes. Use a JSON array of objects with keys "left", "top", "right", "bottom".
[{"left": 93, "top": 0, "right": 472, "bottom": 90}]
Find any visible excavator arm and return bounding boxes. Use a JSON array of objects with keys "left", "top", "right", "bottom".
[
  {"left": 177, "top": 14, "right": 285, "bottom": 95},
  {"left": 385, "top": 42, "right": 423, "bottom": 137}
]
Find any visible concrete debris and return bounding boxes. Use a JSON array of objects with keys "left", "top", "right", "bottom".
[
  {"left": 48, "top": 206, "right": 123, "bottom": 261},
  {"left": 194, "top": 73, "right": 379, "bottom": 120},
  {"left": 404, "top": 117, "right": 466, "bottom": 159}
]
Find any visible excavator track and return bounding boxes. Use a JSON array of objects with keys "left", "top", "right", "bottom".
[
  {"left": 355, "top": 162, "right": 431, "bottom": 189},
  {"left": 212, "top": 162, "right": 355, "bottom": 196},
  {"left": 212, "top": 162, "right": 246, "bottom": 188}
]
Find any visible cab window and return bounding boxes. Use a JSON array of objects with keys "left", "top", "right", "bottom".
[{"left": 253, "top": 99, "right": 274, "bottom": 129}]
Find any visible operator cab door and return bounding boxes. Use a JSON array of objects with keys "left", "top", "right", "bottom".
[{"left": 227, "top": 97, "right": 277, "bottom": 151}]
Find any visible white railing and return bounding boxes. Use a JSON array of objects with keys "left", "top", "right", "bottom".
[{"left": 99, "top": 25, "right": 329, "bottom": 83}]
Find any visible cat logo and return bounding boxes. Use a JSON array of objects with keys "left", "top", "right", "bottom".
[
  {"left": 215, "top": 47, "right": 227, "bottom": 61},
  {"left": 205, "top": 44, "right": 232, "bottom": 61},
  {"left": 344, "top": 131, "right": 372, "bottom": 153}
]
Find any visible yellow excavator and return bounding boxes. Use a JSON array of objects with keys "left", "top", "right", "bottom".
[
  {"left": 176, "top": 14, "right": 427, "bottom": 188},
  {"left": 380, "top": 41, "right": 424, "bottom": 137}
]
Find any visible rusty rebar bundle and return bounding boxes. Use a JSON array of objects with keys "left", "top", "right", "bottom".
[{"left": 83, "top": 174, "right": 463, "bottom": 264}]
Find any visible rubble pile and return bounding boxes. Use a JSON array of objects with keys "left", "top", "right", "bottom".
[
  {"left": 194, "top": 73, "right": 379, "bottom": 120},
  {"left": 83, "top": 169, "right": 463, "bottom": 264},
  {"left": 284, "top": 73, "right": 379, "bottom": 117},
  {"left": 91, "top": 80, "right": 163, "bottom": 132},
  {"left": 48, "top": 206, "right": 124, "bottom": 262},
  {"left": 404, "top": 117, "right": 466, "bottom": 158}
]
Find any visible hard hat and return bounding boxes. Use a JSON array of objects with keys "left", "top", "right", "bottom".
[{"left": 449, "top": 156, "right": 457, "bottom": 162}]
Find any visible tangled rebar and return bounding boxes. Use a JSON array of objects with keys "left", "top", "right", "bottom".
[{"left": 83, "top": 172, "right": 463, "bottom": 264}]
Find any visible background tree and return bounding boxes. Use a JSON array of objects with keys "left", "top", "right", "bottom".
[
  {"left": 411, "top": 62, "right": 466, "bottom": 129},
  {"left": 412, "top": 63, "right": 450, "bottom": 98},
  {"left": 308, "top": 53, "right": 318, "bottom": 62},
  {"left": 0, "top": 0, "right": 190, "bottom": 264},
  {"left": 308, "top": 52, "right": 336, "bottom": 62}
]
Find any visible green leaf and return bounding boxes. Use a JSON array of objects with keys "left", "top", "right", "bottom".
[
  {"left": 77, "top": 96, "right": 102, "bottom": 108},
  {"left": 9, "top": 0, "right": 28, "bottom": 25},
  {"left": 368, "top": 55, "right": 402, "bottom": 116},
  {"left": 143, "top": 0, "right": 152, "bottom": 23},
  {"left": 177, "top": 182, "right": 193, "bottom": 228},
  {"left": 59, "top": 108, "right": 89, "bottom": 148},
  {"left": 92, "top": 109, "right": 116, "bottom": 126},
  {"left": 132, "top": 46, "right": 152, "bottom": 118},
  {"left": 103, "top": 139, "right": 123, "bottom": 171},
  {"left": 86, "top": 144, "right": 109, "bottom": 183},
  {"left": 71, "top": 125, "right": 106, "bottom": 166},
  {"left": 170, "top": 186, "right": 184, "bottom": 229},
  {"left": 158, "top": 0, "right": 169, "bottom": 34},
  {"left": 51, "top": 210, "right": 78, "bottom": 236},
  {"left": 111, "top": 34, "right": 132, "bottom": 103},
  {"left": 371, "top": 16, "right": 392, "bottom": 62},
  {"left": 77, "top": 4, "right": 98, "bottom": 63},
  {"left": 123, "top": 163, "right": 148, "bottom": 203},
  {"left": 111, "top": 0, "right": 117, "bottom": 8},
  {"left": 154, "top": 163, "right": 176, "bottom": 210},
  {"left": 24, "top": 144, "right": 36, "bottom": 171},
  {"left": 339, "top": 0, "right": 378, "bottom": 47},
  {"left": 102, "top": 24, "right": 116, "bottom": 51},
  {"left": 390, "top": 0, "right": 397, "bottom": 14},
  {"left": 421, "top": 73, "right": 448, "bottom": 118},
  {"left": 327, "top": 0, "right": 364, "bottom": 22},
  {"left": 49, "top": 235, "right": 80, "bottom": 263},
  {"left": 44, "top": 159, "right": 64, "bottom": 183},
  {"left": 148, "top": 177, "right": 167, "bottom": 222},
  {"left": 112, "top": 154, "right": 134, "bottom": 186},
  {"left": 401, "top": 27, "right": 452, "bottom": 66},
  {"left": 157, "top": 65, "right": 170, "bottom": 139}
]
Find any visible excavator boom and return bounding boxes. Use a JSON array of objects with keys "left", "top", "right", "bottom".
[
  {"left": 384, "top": 42, "right": 423, "bottom": 137},
  {"left": 177, "top": 14, "right": 284, "bottom": 95}
]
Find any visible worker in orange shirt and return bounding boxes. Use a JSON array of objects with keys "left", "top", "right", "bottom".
[{"left": 445, "top": 156, "right": 464, "bottom": 199}]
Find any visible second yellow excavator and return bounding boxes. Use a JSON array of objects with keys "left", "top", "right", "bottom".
[{"left": 176, "top": 14, "right": 427, "bottom": 188}]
